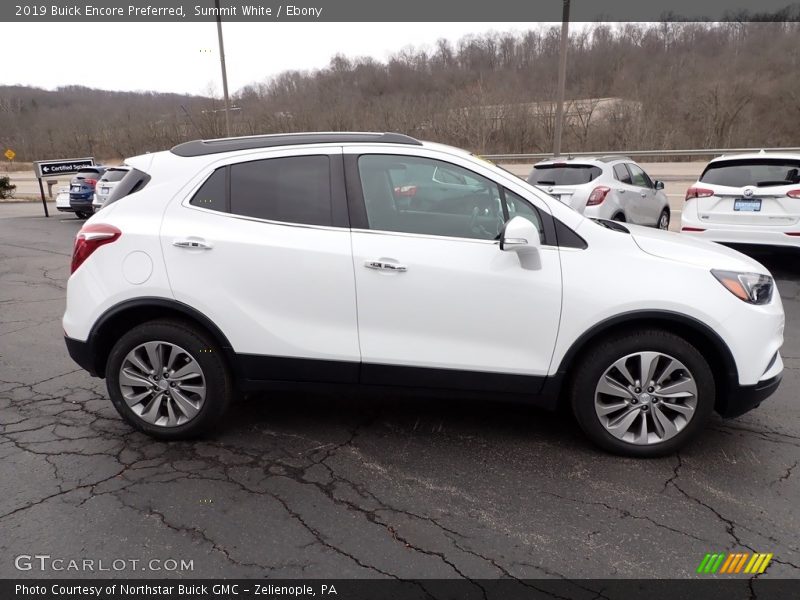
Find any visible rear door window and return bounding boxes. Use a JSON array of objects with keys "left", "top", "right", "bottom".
[
  {"left": 230, "top": 155, "right": 332, "bottom": 226},
  {"left": 700, "top": 159, "right": 800, "bottom": 188},
  {"left": 528, "top": 164, "right": 602, "bottom": 185}
]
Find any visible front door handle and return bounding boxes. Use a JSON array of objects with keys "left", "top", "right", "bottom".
[
  {"left": 364, "top": 260, "right": 407, "bottom": 272},
  {"left": 173, "top": 239, "right": 213, "bottom": 250},
  {"left": 640, "top": 191, "right": 648, "bottom": 197}
]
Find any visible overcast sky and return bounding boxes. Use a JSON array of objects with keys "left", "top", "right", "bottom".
[{"left": 3, "top": 22, "right": 556, "bottom": 96}]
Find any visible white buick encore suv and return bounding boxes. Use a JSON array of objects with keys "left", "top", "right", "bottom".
[{"left": 63, "top": 133, "right": 784, "bottom": 457}]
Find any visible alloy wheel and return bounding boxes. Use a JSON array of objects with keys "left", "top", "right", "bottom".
[
  {"left": 594, "top": 351, "right": 697, "bottom": 445},
  {"left": 118, "top": 341, "right": 206, "bottom": 427}
]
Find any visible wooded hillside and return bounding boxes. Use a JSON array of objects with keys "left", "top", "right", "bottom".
[{"left": 2, "top": 21, "right": 798, "bottom": 161}]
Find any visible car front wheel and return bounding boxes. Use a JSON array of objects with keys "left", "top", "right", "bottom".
[
  {"left": 105, "top": 319, "right": 232, "bottom": 439},
  {"left": 570, "top": 329, "right": 715, "bottom": 457},
  {"left": 658, "top": 208, "right": 670, "bottom": 230}
]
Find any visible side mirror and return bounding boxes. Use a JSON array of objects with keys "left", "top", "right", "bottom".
[
  {"left": 654, "top": 180, "right": 665, "bottom": 190},
  {"left": 499, "top": 216, "right": 541, "bottom": 252}
]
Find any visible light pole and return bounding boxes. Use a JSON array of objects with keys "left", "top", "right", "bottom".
[
  {"left": 552, "top": 0, "right": 570, "bottom": 157},
  {"left": 215, "top": 0, "right": 232, "bottom": 137}
]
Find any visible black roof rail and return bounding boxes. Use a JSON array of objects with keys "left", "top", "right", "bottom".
[{"left": 170, "top": 132, "right": 422, "bottom": 157}]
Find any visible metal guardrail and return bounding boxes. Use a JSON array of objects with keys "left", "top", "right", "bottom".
[{"left": 484, "top": 147, "right": 800, "bottom": 162}]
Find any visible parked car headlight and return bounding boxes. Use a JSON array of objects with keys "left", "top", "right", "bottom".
[{"left": 711, "top": 270, "right": 773, "bottom": 305}]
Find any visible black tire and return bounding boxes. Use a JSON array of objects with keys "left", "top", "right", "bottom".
[
  {"left": 657, "top": 208, "right": 670, "bottom": 230},
  {"left": 569, "top": 329, "right": 715, "bottom": 457},
  {"left": 612, "top": 212, "right": 626, "bottom": 222},
  {"left": 75, "top": 211, "right": 90, "bottom": 219},
  {"left": 105, "top": 319, "right": 232, "bottom": 440}
]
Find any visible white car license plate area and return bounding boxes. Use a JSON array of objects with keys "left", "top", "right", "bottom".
[{"left": 734, "top": 198, "right": 762, "bottom": 212}]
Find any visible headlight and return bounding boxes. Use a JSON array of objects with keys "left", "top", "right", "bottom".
[{"left": 711, "top": 270, "right": 773, "bottom": 305}]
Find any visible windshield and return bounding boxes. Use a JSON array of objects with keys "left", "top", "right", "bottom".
[
  {"left": 700, "top": 158, "right": 800, "bottom": 188},
  {"left": 528, "top": 164, "right": 602, "bottom": 186}
]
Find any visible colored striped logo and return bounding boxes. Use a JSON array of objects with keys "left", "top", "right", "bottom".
[{"left": 697, "top": 552, "right": 773, "bottom": 574}]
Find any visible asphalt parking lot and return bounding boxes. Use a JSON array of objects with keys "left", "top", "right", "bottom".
[{"left": 1, "top": 202, "right": 799, "bottom": 581}]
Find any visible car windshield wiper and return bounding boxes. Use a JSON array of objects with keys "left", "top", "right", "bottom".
[{"left": 536, "top": 180, "right": 556, "bottom": 185}]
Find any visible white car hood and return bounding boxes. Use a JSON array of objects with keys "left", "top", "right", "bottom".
[{"left": 626, "top": 224, "right": 770, "bottom": 275}]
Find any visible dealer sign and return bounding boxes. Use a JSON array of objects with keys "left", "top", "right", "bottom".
[{"left": 33, "top": 157, "right": 94, "bottom": 178}]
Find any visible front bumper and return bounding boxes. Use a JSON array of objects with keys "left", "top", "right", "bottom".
[{"left": 718, "top": 373, "right": 782, "bottom": 418}]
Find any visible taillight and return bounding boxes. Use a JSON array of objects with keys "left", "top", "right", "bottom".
[
  {"left": 787, "top": 190, "right": 800, "bottom": 199},
  {"left": 685, "top": 187, "right": 714, "bottom": 201},
  {"left": 586, "top": 186, "right": 610, "bottom": 206},
  {"left": 71, "top": 224, "right": 121, "bottom": 274},
  {"left": 84, "top": 178, "right": 97, "bottom": 186},
  {"left": 393, "top": 185, "right": 417, "bottom": 197}
]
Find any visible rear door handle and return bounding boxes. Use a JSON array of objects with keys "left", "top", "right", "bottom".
[
  {"left": 173, "top": 239, "right": 213, "bottom": 250},
  {"left": 364, "top": 260, "right": 407, "bottom": 272}
]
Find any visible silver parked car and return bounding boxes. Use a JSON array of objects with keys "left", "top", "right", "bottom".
[
  {"left": 92, "top": 166, "right": 131, "bottom": 212},
  {"left": 528, "top": 156, "right": 671, "bottom": 229}
]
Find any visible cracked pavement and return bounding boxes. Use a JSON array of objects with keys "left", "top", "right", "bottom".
[{"left": 1, "top": 202, "right": 798, "bottom": 580}]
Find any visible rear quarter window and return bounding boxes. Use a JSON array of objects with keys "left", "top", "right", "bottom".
[
  {"left": 528, "top": 164, "right": 602, "bottom": 185},
  {"left": 190, "top": 168, "right": 227, "bottom": 212}
]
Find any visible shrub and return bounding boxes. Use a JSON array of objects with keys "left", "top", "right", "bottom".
[{"left": 0, "top": 176, "right": 16, "bottom": 199}]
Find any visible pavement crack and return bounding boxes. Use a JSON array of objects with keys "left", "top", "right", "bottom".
[
  {"left": 539, "top": 489, "right": 707, "bottom": 543},
  {"left": 772, "top": 460, "right": 798, "bottom": 485}
]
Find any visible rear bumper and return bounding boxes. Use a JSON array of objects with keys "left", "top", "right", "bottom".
[
  {"left": 69, "top": 198, "right": 93, "bottom": 207},
  {"left": 65, "top": 336, "right": 99, "bottom": 377},
  {"left": 718, "top": 373, "right": 782, "bottom": 419},
  {"left": 681, "top": 204, "right": 800, "bottom": 247}
]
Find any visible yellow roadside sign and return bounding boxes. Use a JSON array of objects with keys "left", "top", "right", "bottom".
[{"left": 4, "top": 149, "right": 15, "bottom": 161}]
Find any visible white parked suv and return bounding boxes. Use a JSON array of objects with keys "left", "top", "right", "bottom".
[
  {"left": 528, "top": 156, "right": 671, "bottom": 229},
  {"left": 681, "top": 152, "right": 800, "bottom": 246},
  {"left": 63, "top": 133, "right": 784, "bottom": 457},
  {"left": 92, "top": 166, "right": 131, "bottom": 212}
]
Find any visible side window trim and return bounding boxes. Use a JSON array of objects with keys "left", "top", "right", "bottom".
[{"left": 344, "top": 153, "right": 369, "bottom": 230}]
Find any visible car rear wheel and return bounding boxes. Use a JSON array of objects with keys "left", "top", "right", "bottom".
[
  {"left": 570, "top": 329, "right": 715, "bottom": 457},
  {"left": 105, "top": 320, "right": 232, "bottom": 439},
  {"left": 658, "top": 208, "right": 670, "bottom": 230},
  {"left": 612, "top": 212, "right": 626, "bottom": 222},
  {"left": 75, "top": 211, "right": 90, "bottom": 219}
]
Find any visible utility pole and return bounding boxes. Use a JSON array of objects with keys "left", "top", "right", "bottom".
[
  {"left": 552, "top": 0, "right": 570, "bottom": 157},
  {"left": 215, "top": 0, "right": 232, "bottom": 137}
]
